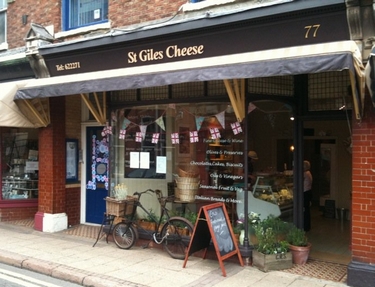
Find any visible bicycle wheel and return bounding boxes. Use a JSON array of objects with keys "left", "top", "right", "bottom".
[
  {"left": 113, "top": 222, "right": 136, "bottom": 249},
  {"left": 161, "top": 217, "right": 194, "bottom": 259}
]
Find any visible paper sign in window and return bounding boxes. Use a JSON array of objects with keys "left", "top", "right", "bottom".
[
  {"left": 130, "top": 152, "right": 140, "bottom": 168},
  {"left": 140, "top": 152, "right": 150, "bottom": 169},
  {"left": 26, "top": 161, "right": 39, "bottom": 171},
  {"left": 156, "top": 156, "right": 166, "bottom": 174}
]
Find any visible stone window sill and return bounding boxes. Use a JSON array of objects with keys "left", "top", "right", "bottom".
[{"left": 182, "top": 0, "right": 236, "bottom": 12}]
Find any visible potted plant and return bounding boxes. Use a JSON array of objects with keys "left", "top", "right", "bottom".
[
  {"left": 138, "top": 209, "right": 158, "bottom": 231},
  {"left": 286, "top": 224, "right": 311, "bottom": 265},
  {"left": 257, "top": 215, "right": 289, "bottom": 241},
  {"left": 237, "top": 212, "right": 261, "bottom": 245},
  {"left": 232, "top": 222, "right": 243, "bottom": 245},
  {"left": 252, "top": 216, "right": 292, "bottom": 272},
  {"left": 184, "top": 211, "right": 198, "bottom": 225}
]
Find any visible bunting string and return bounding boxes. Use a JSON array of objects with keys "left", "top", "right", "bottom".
[{"left": 109, "top": 105, "right": 243, "bottom": 142}]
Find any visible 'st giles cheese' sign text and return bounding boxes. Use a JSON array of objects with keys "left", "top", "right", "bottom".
[{"left": 127, "top": 44, "right": 204, "bottom": 63}]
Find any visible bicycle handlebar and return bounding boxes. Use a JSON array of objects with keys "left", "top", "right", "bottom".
[
  {"left": 133, "top": 189, "right": 171, "bottom": 203},
  {"left": 133, "top": 189, "right": 161, "bottom": 198}
]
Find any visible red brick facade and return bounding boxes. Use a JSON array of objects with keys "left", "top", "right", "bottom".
[
  {"left": 351, "top": 93, "right": 375, "bottom": 265},
  {"left": 7, "top": 0, "right": 186, "bottom": 48},
  {"left": 7, "top": 0, "right": 61, "bottom": 48},
  {"left": 66, "top": 186, "right": 80, "bottom": 226},
  {"left": 0, "top": 206, "right": 38, "bottom": 221},
  {"left": 38, "top": 97, "right": 66, "bottom": 214},
  {"left": 109, "top": 0, "right": 185, "bottom": 28}
]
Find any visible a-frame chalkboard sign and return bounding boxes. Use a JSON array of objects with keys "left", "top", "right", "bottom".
[{"left": 183, "top": 202, "right": 244, "bottom": 276}]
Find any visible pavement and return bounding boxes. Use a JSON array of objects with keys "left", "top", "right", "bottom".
[{"left": 0, "top": 221, "right": 349, "bottom": 287}]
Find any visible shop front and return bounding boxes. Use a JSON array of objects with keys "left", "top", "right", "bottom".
[
  {"left": 10, "top": 1, "right": 373, "bottom": 284},
  {"left": 15, "top": 1, "right": 362, "bottom": 226},
  {"left": 0, "top": 60, "right": 43, "bottom": 220}
]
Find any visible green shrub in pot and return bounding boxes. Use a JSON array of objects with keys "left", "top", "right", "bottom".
[{"left": 286, "top": 224, "right": 308, "bottom": 247}]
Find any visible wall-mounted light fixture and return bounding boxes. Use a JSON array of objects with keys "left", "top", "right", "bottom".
[{"left": 22, "top": 15, "right": 28, "bottom": 25}]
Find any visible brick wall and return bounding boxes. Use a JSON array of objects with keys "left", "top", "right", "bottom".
[
  {"left": 0, "top": 206, "right": 38, "bottom": 221},
  {"left": 66, "top": 186, "right": 80, "bottom": 226},
  {"left": 38, "top": 97, "right": 66, "bottom": 214},
  {"left": 7, "top": 0, "right": 187, "bottom": 49},
  {"left": 65, "top": 95, "right": 81, "bottom": 226},
  {"left": 7, "top": 0, "right": 61, "bottom": 49},
  {"left": 109, "top": 0, "right": 186, "bottom": 28},
  {"left": 351, "top": 93, "right": 375, "bottom": 264},
  {"left": 65, "top": 95, "right": 81, "bottom": 140}
]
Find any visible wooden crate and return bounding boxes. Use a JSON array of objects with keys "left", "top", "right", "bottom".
[
  {"left": 105, "top": 196, "right": 137, "bottom": 217},
  {"left": 252, "top": 250, "right": 292, "bottom": 272}
]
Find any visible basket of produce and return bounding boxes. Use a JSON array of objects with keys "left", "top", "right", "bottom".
[{"left": 113, "top": 183, "right": 128, "bottom": 200}]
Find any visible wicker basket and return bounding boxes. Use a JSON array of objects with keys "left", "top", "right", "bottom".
[
  {"left": 176, "top": 181, "right": 200, "bottom": 190},
  {"left": 178, "top": 167, "right": 199, "bottom": 178},
  {"left": 175, "top": 188, "right": 197, "bottom": 202},
  {"left": 175, "top": 177, "right": 200, "bottom": 183},
  {"left": 105, "top": 196, "right": 137, "bottom": 217}
]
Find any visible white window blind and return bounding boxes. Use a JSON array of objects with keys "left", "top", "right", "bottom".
[{"left": 66, "top": 0, "right": 108, "bottom": 30}]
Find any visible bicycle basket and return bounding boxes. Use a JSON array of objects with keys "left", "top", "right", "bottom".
[{"left": 105, "top": 196, "right": 138, "bottom": 217}]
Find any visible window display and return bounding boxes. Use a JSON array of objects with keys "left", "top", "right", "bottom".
[
  {"left": 110, "top": 102, "right": 245, "bottom": 215},
  {"left": 116, "top": 107, "right": 166, "bottom": 179},
  {"left": 109, "top": 102, "right": 295, "bottom": 223},
  {"left": 1, "top": 128, "right": 38, "bottom": 200}
]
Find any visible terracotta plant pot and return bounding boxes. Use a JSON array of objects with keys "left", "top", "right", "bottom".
[{"left": 289, "top": 242, "right": 312, "bottom": 265}]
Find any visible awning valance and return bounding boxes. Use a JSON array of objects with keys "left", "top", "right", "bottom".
[
  {"left": 15, "top": 41, "right": 365, "bottom": 120},
  {"left": 0, "top": 81, "right": 47, "bottom": 128}
]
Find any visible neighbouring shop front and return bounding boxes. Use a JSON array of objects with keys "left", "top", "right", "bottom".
[
  {"left": 0, "top": 57, "right": 43, "bottom": 220},
  {"left": 10, "top": 1, "right": 375, "bottom": 285}
]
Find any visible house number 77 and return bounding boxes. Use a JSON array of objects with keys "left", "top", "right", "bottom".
[{"left": 304, "top": 24, "right": 320, "bottom": 38}]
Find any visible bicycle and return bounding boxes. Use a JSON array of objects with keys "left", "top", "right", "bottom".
[{"left": 112, "top": 189, "right": 194, "bottom": 260}]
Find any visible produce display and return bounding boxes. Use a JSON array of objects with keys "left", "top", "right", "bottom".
[{"left": 252, "top": 174, "right": 293, "bottom": 207}]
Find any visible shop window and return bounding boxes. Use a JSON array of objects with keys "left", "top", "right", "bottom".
[
  {"left": 110, "top": 102, "right": 246, "bottom": 222},
  {"left": 109, "top": 100, "right": 294, "bottom": 224},
  {"left": 1, "top": 128, "right": 39, "bottom": 200},
  {"left": 62, "top": 0, "right": 108, "bottom": 31},
  {"left": 116, "top": 107, "right": 167, "bottom": 179},
  {"left": 207, "top": 80, "right": 227, "bottom": 97},
  {"left": 308, "top": 71, "right": 352, "bottom": 111},
  {"left": 172, "top": 82, "right": 205, "bottom": 99},
  {"left": 248, "top": 76, "right": 294, "bottom": 96},
  {"left": 0, "top": 0, "right": 7, "bottom": 50},
  {"left": 111, "top": 89, "right": 138, "bottom": 103},
  {"left": 141, "top": 86, "right": 169, "bottom": 101}
]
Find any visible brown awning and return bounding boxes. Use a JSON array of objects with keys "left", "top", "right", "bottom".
[{"left": 15, "top": 41, "right": 365, "bottom": 121}]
